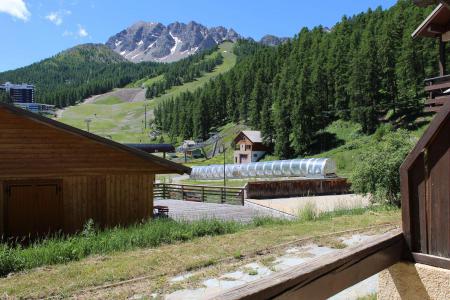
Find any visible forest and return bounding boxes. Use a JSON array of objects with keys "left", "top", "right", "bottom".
[
  {"left": 145, "top": 50, "right": 223, "bottom": 99},
  {"left": 154, "top": 0, "right": 444, "bottom": 159},
  {"left": 0, "top": 44, "right": 222, "bottom": 108}
]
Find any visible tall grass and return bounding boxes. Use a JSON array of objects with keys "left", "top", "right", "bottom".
[
  {"left": 0, "top": 217, "right": 277, "bottom": 277},
  {"left": 0, "top": 205, "right": 398, "bottom": 277}
]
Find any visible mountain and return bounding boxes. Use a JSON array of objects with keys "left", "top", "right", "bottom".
[
  {"left": 106, "top": 21, "right": 241, "bottom": 63},
  {"left": 154, "top": 1, "right": 435, "bottom": 158},
  {"left": 0, "top": 44, "right": 160, "bottom": 107},
  {"left": 259, "top": 35, "right": 289, "bottom": 46},
  {"left": 58, "top": 43, "right": 127, "bottom": 64}
]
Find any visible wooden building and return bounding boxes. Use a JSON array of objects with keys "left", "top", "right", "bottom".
[
  {"left": 233, "top": 131, "right": 270, "bottom": 164},
  {"left": 0, "top": 103, "right": 190, "bottom": 238},
  {"left": 412, "top": 1, "right": 450, "bottom": 112}
]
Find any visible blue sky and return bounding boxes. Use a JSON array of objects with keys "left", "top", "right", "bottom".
[{"left": 0, "top": 0, "right": 397, "bottom": 72}]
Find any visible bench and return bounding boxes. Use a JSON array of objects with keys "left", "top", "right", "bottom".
[{"left": 153, "top": 205, "right": 169, "bottom": 218}]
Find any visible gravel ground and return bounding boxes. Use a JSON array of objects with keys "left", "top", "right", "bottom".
[
  {"left": 154, "top": 199, "right": 293, "bottom": 223},
  {"left": 246, "top": 194, "right": 370, "bottom": 217}
]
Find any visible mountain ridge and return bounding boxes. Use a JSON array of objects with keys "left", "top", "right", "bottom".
[{"left": 106, "top": 20, "right": 241, "bottom": 63}]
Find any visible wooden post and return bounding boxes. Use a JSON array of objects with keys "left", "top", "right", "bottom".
[
  {"left": 181, "top": 185, "right": 184, "bottom": 201},
  {"left": 221, "top": 187, "right": 225, "bottom": 204},
  {"left": 241, "top": 189, "right": 245, "bottom": 206},
  {"left": 202, "top": 186, "right": 205, "bottom": 202},
  {"left": 439, "top": 37, "right": 446, "bottom": 76},
  {"left": 162, "top": 184, "right": 166, "bottom": 199}
]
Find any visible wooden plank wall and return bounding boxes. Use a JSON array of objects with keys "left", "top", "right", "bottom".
[
  {"left": 0, "top": 108, "right": 171, "bottom": 177},
  {"left": 63, "top": 174, "right": 154, "bottom": 233},
  {"left": 0, "top": 183, "right": 3, "bottom": 236},
  {"left": 246, "top": 178, "right": 350, "bottom": 199},
  {"left": 426, "top": 120, "right": 450, "bottom": 257},
  {"left": 1, "top": 174, "right": 154, "bottom": 236},
  {"left": 402, "top": 112, "right": 450, "bottom": 261},
  {"left": 105, "top": 174, "right": 154, "bottom": 228}
]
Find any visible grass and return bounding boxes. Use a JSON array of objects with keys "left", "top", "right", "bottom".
[
  {"left": 0, "top": 217, "right": 264, "bottom": 277},
  {"left": 93, "top": 96, "right": 124, "bottom": 105},
  {"left": 126, "top": 74, "right": 165, "bottom": 88},
  {"left": 57, "top": 42, "right": 237, "bottom": 143},
  {"left": 0, "top": 206, "right": 400, "bottom": 298}
]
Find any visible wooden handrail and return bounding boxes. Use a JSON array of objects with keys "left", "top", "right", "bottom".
[
  {"left": 208, "top": 230, "right": 404, "bottom": 300},
  {"left": 154, "top": 183, "right": 246, "bottom": 205},
  {"left": 154, "top": 183, "right": 243, "bottom": 191}
]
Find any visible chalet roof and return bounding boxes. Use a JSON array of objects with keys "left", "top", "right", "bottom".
[
  {"left": 400, "top": 100, "right": 450, "bottom": 173},
  {"left": 414, "top": 0, "right": 450, "bottom": 7},
  {"left": 239, "top": 131, "right": 263, "bottom": 143},
  {"left": 412, "top": 3, "right": 450, "bottom": 38},
  {"left": 0, "top": 103, "right": 191, "bottom": 174}
]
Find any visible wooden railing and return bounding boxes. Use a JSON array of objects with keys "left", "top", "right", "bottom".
[
  {"left": 154, "top": 183, "right": 245, "bottom": 206},
  {"left": 424, "top": 74, "right": 450, "bottom": 112},
  {"left": 208, "top": 230, "right": 405, "bottom": 300}
]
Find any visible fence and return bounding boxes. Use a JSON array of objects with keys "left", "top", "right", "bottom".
[
  {"left": 154, "top": 183, "right": 245, "bottom": 206},
  {"left": 245, "top": 178, "right": 351, "bottom": 199}
]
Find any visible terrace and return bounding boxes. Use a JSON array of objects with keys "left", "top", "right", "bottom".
[{"left": 412, "top": 1, "right": 450, "bottom": 112}]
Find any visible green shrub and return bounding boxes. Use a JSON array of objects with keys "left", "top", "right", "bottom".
[{"left": 350, "top": 129, "right": 415, "bottom": 206}]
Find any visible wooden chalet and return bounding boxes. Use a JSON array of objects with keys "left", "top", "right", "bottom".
[
  {"left": 0, "top": 103, "right": 190, "bottom": 238},
  {"left": 207, "top": 2, "right": 450, "bottom": 298},
  {"left": 412, "top": 0, "right": 450, "bottom": 112},
  {"left": 233, "top": 131, "right": 270, "bottom": 164}
]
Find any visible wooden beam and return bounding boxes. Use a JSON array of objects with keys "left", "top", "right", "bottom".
[
  {"left": 208, "top": 230, "right": 404, "bottom": 300},
  {"left": 412, "top": 252, "right": 450, "bottom": 269},
  {"left": 439, "top": 36, "right": 446, "bottom": 76}
]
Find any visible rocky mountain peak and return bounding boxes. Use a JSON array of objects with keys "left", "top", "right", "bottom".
[{"left": 106, "top": 21, "right": 241, "bottom": 63}]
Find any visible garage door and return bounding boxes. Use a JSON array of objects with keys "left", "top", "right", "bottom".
[{"left": 4, "top": 180, "right": 63, "bottom": 238}]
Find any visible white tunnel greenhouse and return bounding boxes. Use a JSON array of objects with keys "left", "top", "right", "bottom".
[{"left": 189, "top": 158, "right": 337, "bottom": 180}]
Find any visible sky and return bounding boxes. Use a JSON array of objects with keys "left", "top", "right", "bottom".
[{"left": 0, "top": 0, "right": 397, "bottom": 72}]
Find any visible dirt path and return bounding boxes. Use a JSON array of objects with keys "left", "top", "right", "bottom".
[{"left": 84, "top": 88, "right": 146, "bottom": 104}]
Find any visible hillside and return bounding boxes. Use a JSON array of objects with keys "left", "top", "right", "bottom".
[
  {"left": 0, "top": 44, "right": 160, "bottom": 108},
  {"left": 154, "top": 1, "right": 438, "bottom": 159},
  {"left": 57, "top": 42, "right": 237, "bottom": 142}
]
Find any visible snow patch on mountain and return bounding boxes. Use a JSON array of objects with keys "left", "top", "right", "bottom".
[{"left": 105, "top": 21, "right": 241, "bottom": 63}]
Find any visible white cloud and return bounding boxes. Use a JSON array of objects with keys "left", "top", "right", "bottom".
[
  {"left": 0, "top": 0, "right": 31, "bottom": 21},
  {"left": 77, "top": 24, "right": 88, "bottom": 37},
  {"left": 45, "top": 9, "right": 71, "bottom": 26}
]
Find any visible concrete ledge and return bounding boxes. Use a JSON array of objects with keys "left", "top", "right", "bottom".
[{"left": 378, "top": 261, "right": 450, "bottom": 300}]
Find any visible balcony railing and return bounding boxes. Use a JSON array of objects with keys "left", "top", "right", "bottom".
[{"left": 424, "top": 74, "right": 450, "bottom": 112}]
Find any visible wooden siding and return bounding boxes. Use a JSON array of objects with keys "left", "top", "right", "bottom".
[
  {"left": 1, "top": 174, "right": 154, "bottom": 236},
  {"left": 401, "top": 103, "right": 450, "bottom": 263},
  {"left": 246, "top": 178, "right": 350, "bottom": 199},
  {"left": 0, "top": 108, "right": 174, "bottom": 177}
]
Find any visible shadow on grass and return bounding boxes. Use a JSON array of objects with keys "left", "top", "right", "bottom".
[{"left": 309, "top": 132, "right": 345, "bottom": 155}]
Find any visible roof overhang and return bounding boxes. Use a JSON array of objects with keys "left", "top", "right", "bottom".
[
  {"left": 414, "top": 0, "right": 450, "bottom": 7},
  {"left": 0, "top": 103, "right": 191, "bottom": 175},
  {"left": 412, "top": 3, "right": 450, "bottom": 38}
]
